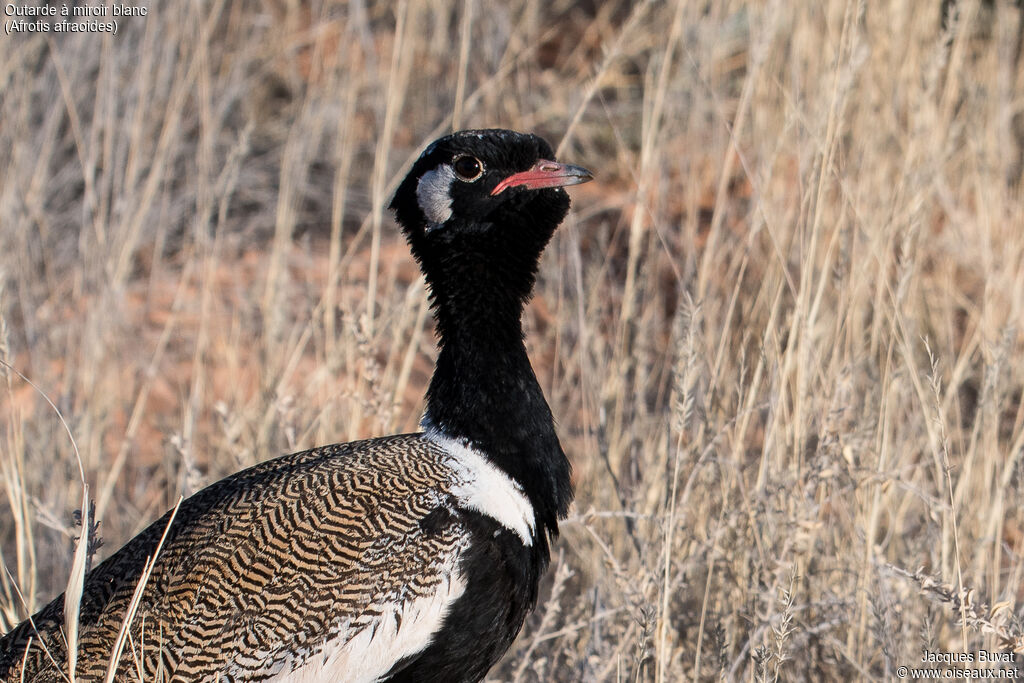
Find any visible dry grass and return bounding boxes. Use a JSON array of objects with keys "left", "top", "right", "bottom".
[{"left": 1, "top": 0, "right": 1023, "bottom": 680}]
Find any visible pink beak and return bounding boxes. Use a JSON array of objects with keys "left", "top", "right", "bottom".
[{"left": 490, "top": 160, "right": 593, "bottom": 196}]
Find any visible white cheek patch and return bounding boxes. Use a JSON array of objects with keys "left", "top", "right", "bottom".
[{"left": 416, "top": 164, "right": 456, "bottom": 227}]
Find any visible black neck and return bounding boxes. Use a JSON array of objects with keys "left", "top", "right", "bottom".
[{"left": 420, "top": 229, "right": 572, "bottom": 536}]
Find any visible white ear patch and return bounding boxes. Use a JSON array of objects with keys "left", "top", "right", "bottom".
[{"left": 416, "top": 164, "right": 456, "bottom": 226}]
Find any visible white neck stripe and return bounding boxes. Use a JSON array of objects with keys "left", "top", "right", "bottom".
[{"left": 423, "top": 427, "right": 536, "bottom": 546}]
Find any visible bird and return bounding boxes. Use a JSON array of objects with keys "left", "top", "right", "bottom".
[{"left": 0, "top": 128, "right": 592, "bottom": 682}]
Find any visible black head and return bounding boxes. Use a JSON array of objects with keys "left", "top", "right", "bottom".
[{"left": 389, "top": 130, "right": 591, "bottom": 307}]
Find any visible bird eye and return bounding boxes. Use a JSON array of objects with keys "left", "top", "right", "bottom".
[{"left": 452, "top": 155, "right": 484, "bottom": 181}]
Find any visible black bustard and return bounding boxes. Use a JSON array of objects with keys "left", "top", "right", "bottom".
[{"left": 0, "top": 129, "right": 592, "bottom": 682}]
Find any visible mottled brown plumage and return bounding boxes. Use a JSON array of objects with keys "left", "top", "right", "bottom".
[{"left": 1, "top": 436, "right": 469, "bottom": 681}]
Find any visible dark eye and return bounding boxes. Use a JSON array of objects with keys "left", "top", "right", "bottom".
[{"left": 452, "top": 155, "right": 483, "bottom": 181}]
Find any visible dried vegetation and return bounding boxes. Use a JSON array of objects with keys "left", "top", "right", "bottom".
[{"left": 1, "top": 1, "right": 1023, "bottom": 680}]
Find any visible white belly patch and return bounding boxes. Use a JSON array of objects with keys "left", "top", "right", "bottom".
[{"left": 266, "top": 568, "right": 466, "bottom": 683}]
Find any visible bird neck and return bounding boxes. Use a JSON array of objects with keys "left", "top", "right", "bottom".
[{"left": 422, "top": 251, "right": 571, "bottom": 537}]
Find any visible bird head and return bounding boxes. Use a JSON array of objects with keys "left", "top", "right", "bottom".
[
  {"left": 390, "top": 129, "right": 592, "bottom": 257},
  {"left": 390, "top": 129, "right": 592, "bottom": 337}
]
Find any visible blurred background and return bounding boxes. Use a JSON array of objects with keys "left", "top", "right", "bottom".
[{"left": 1, "top": 0, "right": 1024, "bottom": 680}]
